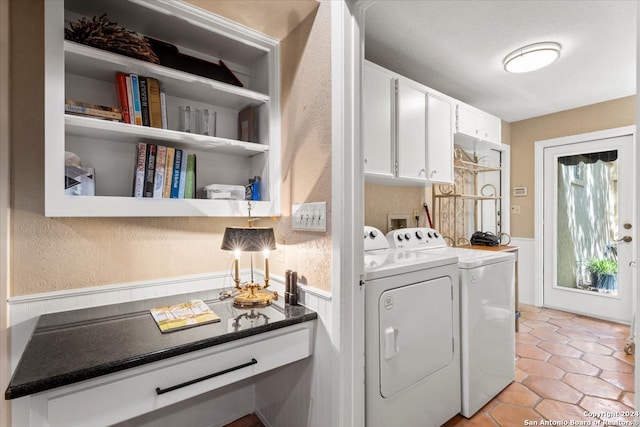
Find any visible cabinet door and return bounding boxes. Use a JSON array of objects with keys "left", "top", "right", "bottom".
[
  {"left": 481, "top": 113, "right": 502, "bottom": 145},
  {"left": 426, "top": 94, "right": 453, "bottom": 183},
  {"left": 364, "top": 64, "right": 395, "bottom": 177},
  {"left": 396, "top": 81, "right": 427, "bottom": 181},
  {"left": 456, "top": 103, "right": 481, "bottom": 139}
]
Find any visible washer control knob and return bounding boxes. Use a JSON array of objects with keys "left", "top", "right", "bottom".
[
  {"left": 433, "top": 232, "right": 440, "bottom": 238},
  {"left": 369, "top": 230, "right": 378, "bottom": 239},
  {"left": 427, "top": 231, "right": 433, "bottom": 238},
  {"left": 397, "top": 234, "right": 403, "bottom": 241},
  {"left": 415, "top": 230, "right": 423, "bottom": 240},
  {"left": 404, "top": 233, "right": 411, "bottom": 241}
]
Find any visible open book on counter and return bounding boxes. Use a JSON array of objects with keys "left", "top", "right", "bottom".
[{"left": 149, "top": 299, "right": 220, "bottom": 333}]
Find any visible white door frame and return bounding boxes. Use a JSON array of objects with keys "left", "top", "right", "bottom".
[
  {"left": 0, "top": 0, "right": 10, "bottom": 424},
  {"left": 334, "top": 1, "right": 372, "bottom": 426},
  {"left": 534, "top": 125, "right": 637, "bottom": 310}
]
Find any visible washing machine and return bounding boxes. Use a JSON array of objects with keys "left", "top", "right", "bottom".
[
  {"left": 387, "top": 227, "right": 516, "bottom": 418},
  {"left": 364, "top": 226, "right": 461, "bottom": 427}
]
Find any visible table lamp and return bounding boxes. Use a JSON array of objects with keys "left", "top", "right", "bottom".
[{"left": 221, "top": 225, "right": 278, "bottom": 308}]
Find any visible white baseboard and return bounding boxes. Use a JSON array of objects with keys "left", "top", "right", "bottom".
[{"left": 511, "top": 237, "right": 536, "bottom": 306}]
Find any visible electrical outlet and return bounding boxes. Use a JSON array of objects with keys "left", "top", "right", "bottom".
[
  {"left": 511, "top": 205, "right": 521, "bottom": 215},
  {"left": 292, "top": 202, "right": 327, "bottom": 232}
]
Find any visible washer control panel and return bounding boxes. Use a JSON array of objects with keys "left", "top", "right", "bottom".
[{"left": 386, "top": 227, "right": 447, "bottom": 249}]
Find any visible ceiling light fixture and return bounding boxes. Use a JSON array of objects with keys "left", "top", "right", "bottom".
[{"left": 503, "top": 42, "right": 561, "bottom": 73}]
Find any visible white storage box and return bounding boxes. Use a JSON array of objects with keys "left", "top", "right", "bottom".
[{"left": 202, "top": 184, "right": 245, "bottom": 200}]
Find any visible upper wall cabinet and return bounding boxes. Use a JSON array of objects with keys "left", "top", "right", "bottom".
[
  {"left": 363, "top": 63, "right": 395, "bottom": 178},
  {"left": 426, "top": 93, "right": 454, "bottom": 183},
  {"left": 363, "top": 61, "right": 454, "bottom": 186},
  {"left": 455, "top": 102, "right": 502, "bottom": 147},
  {"left": 45, "top": 0, "right": 281, "bottom": 217},
  {"left": 396, "top": 79, "right": 427, "bottom": 181}
]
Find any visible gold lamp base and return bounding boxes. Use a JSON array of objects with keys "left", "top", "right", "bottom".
[{"left": 233, "top": 282, "right": 278, "bottom": 308}]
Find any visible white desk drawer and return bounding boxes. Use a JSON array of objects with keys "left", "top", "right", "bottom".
[{"left": 44, "top": 323, "right": 313, "bottom": 427}]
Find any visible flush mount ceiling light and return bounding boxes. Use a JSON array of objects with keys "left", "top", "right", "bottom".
[{"left": 503, "top": 42, "right": 561, "bottom": 73}]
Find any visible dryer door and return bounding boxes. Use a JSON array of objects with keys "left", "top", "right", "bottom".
[{"left": 379, "top": 276, "right": 454, "bottom": 398}]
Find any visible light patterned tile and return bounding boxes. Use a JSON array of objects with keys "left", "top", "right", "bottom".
[
  {"left": 579, "top": 396, "right": 634, "bottom": 423},
  {"left": 518, "top": 358, "right": 565, "bottom": 379},
  {"left": 488, "top": 403, "right": 542, "bottom": 427},
  {"left": 535, "top": 399, "right": 593, "bottom": 422},
  {"left": 516, "top": 343, "right": 551, "bottom": 361},
  {"left": 522, "top": 376, "right": 582, "bottom": 404},
  {"left": 530, "top": 328, "right": 569, "bottom": 343},
  {"left": 538, "top": 341, "right": 583, "bottom": 358},
  {"left": 582, "top": 353, "right": 633, "bottom": 373},
  {"left": 563, "top": 373, "right": 623, "bottom": 400},
  {"left": 516, "top": 333, "right": 542, "bottom": 345},
  {"left": 497, "top": 382, "right": 541, "bottom": 407},
  {"left": 599, "top": 370, "right": 635, "bottom": 392},
  {"left": 548, "top": 355, "right": 600, "bottom": 376}
]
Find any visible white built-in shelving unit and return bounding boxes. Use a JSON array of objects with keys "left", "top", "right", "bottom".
[{"left": 45, "top": 0, "right": 281, "bottom": 217}]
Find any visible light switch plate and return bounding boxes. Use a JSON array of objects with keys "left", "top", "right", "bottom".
[{"left": 292, "top": 202, "right": 327, "bottom": 232}]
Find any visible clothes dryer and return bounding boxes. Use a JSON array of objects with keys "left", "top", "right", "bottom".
[
  {"left": 364, "top": 226, "right": 461, "bottom": 427},
  {"left": 387, "top": 227, "right": 515, "bottom": 418}
]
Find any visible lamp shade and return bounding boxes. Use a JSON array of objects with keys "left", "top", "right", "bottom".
[{"left": 221, "top": 227, "right": 277, "bottom": 252}]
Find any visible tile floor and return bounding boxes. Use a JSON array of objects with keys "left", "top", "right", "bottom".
[{"left": 445, "top": 304, "right": 635, "bottom": 426}]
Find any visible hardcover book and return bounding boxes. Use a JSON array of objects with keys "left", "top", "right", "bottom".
[
  {"left": 147, "top": 77, "right": 163, "bottom": 128},
  {"left": 125, "top": 75, "right": 135, "bottom": 125},
  {"left": 163, "top": 147, "right": 175, "bottom": 198},
  {"left": 139, "top": 76, "right": 151, "bottom": 127},
  {"left": 132, "top": 142, "right": 147, "bottom": 197},
  {"left": 65, "top": 103, "right": 122, "bottom": 121},
  {"left": 178, "top": 150, "right": 188, "bottom": 198},
  {"left": 153, "top": 145, "right": 167, "bottom": 198},
  {"left": 144, "top": 144, "right": 157, "bottom": 197},
  {"left": 160, "top": 90, "right": 168, "bottom": 129},
  {"left": 115, "top": 72, "right": 131, "bottom": 124},
  {"left": 170, "top": 149, "right": 183, "bottom": 198},
  {"left": 185, "top": 153, "right": 196, "bottom": 199},
  {"left": 149, "top": 299, "right": 220, "bottom": 333},
  {"left": 130, "top": 74, "right": 143, "bottom": 125}
]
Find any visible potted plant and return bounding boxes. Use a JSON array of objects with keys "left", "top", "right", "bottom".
[{"left": 586, "top": 258, "right": 618, "bottom": 293}]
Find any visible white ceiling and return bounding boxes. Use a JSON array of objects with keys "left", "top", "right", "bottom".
[{"left": 365, "top": 1, "right": 637, "bottom": 123}]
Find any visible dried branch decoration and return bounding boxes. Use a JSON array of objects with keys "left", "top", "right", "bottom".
[{"left": 65, "top": 14, "right": 159, "bottom": 64}]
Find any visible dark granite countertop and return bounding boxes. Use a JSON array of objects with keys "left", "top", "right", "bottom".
[{"left": 5, "top": 290, "right": 317, "bottom": 400}]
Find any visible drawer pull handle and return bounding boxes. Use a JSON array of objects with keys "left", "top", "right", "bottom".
[{"left": 155, "top": 358, "right": 258, "bottom": 395}]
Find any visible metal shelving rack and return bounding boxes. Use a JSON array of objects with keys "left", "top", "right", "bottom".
[{"left": 432, "top": 146, "right": 502, "bottom": 246}]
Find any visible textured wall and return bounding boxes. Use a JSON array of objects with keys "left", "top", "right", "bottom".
[
  {"left": 364, "top": 183, "right": 430, "bottom": 233},
  {"left": 509, "top": 96, "right": 636, "bottom": 238},
  {"left": 9, "top": 0, "right": 332, "bottom": 295},
  {"left": 278, "top": 3, "right": 332, "bottom": 289}
]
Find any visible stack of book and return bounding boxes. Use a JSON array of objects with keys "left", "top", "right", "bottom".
[
  {"left": 133, "top": 143, "right": 196, "bottom": 199},
  {"left": 116, "top": 72, "right": 168, "bottom": 129},
  {"left": 65, "top": 99, "right": 122, "bottom": 121}
]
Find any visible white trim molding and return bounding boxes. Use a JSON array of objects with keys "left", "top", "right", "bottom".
[{"left": 1, "top": 0, "right": 11, "bottom": 424}]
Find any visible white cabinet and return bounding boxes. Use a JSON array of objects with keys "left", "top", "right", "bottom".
[
  {"left": 455, "top": 102, "right": 502, "bottom": 146},
  {"left": 426, "top": 93, "right": 454, "bottom": 183},
  {"left": 396, "top": 80, "right": 427, "bottom": 181},
  {"left": 363, "top": 61, "right": 454, "bottom": 185},
  {"left": 363, "top": 63, "right": 395, "bottom": 177},
  {"left": 44, "top": 0, "right": 281, "bottom": 217}
]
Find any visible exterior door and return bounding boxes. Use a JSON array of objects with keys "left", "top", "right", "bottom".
[{"left": 541, "top": 131, "right": 635, "bottom": 322}]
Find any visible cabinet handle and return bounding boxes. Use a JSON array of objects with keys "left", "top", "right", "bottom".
[{"left": 155, "top": 358, "right": 258, "bottom": 395}]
